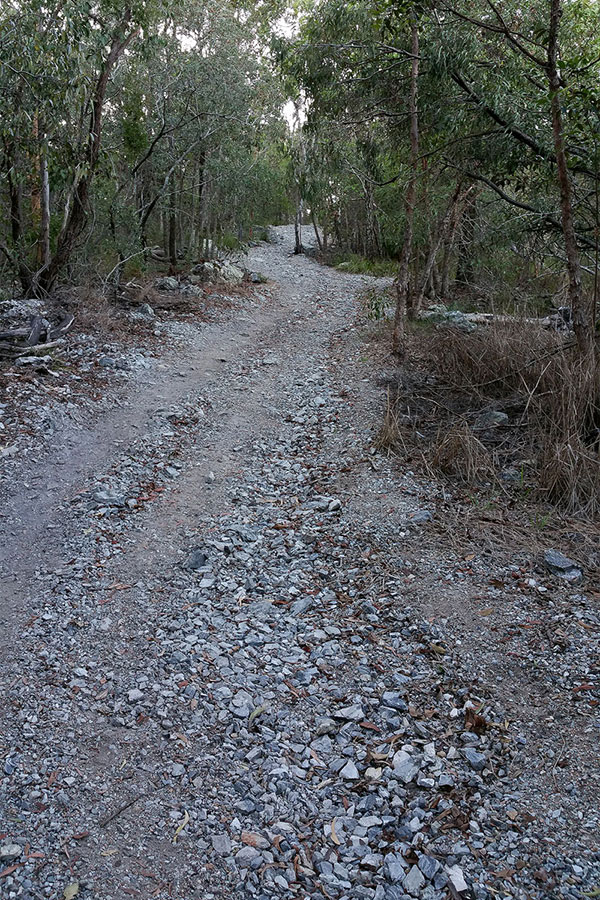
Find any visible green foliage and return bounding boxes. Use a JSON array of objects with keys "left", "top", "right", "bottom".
[
  {"left": 335, "top": 253, "right": 397, "bottom": 278},
  {"left": 360, "top": 285, "right": 392, "bottom": 320},
  {"left": 280, "top": 0, "right": 600, "bottom": 320},
  {"left": 0, "top": 0, "right": 291, "bottom": 292}
]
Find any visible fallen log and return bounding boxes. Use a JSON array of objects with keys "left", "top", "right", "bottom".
[
  {"left": 0, "top": 327, "right": 30, "bottom": 341},
  {"left": 0, "top": 338, "right": 65, "bottom": 356},
  {"left": 49, "top": 313, "right": 74, "bottom": 339}
]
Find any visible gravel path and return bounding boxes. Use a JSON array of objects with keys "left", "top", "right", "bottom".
[{"left": 1, "top": 227, "right": 599, "bottom": 900}]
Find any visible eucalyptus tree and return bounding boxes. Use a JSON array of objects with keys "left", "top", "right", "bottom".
[
  {"left": 436, "top": 0, "right": 600, "bottom": 358},
  {"left": 0, "top": 0, "right": 290, "bottom": 296},
  {"left": 284, "top": 0, "right": 600, "bottom": 362},
  {"left": 0, "top": 0, "right": 151, "bottom": 296}
]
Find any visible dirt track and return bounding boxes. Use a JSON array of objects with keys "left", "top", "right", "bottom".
[{"left": 0, "top": 228, "right": 598, "bottom": 900}]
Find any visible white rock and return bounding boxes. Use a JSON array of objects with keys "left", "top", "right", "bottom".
[
  {"left": 447, "top": 864, "right": 469, "bottom": 893},
  {"left": 340, "top": 760, "right": 359, "bottom": 780}
]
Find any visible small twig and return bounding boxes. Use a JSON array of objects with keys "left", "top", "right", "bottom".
[{"left": 99, "top": 793, "right": 146, "bottom": 827}]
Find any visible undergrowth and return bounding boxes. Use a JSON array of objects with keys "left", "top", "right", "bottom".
[
  {"left": 378, "top": 320, "right": 600, "bottom": 518},
  {"left": 333, "top": 252, "right": 397, "bottom": 278}
]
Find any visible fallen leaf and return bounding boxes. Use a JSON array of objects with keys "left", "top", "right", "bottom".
[
  {"left": 173, "top": 810, "right": 189, "bottom": 844},
  {"left": 465, "top": 707, "right": 488, "bottom": 733},
  {"left": 358, "top": 720, "right": 380, "bottom": 732},
  {"left": 248, "top": 705, "right": 266, "bottom": 726},
  {"left": 0, "top": 865, "right": 20, "bottom": 879},
  {"left": 330, "top": 818, "right": 341, "bottom": 846}
]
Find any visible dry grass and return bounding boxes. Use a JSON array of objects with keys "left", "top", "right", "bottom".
[
  {"left": 68, "top": 285, "right": 129, "bottom": 336},
  {"left": 387, "top": 319, "right": 600, "bottom": 517},
  {"left": 375, "top": 389, "right": 404, "bottom": 452},
  {"left": 431, "top": 421, "right": 494, "bottom": 483}
]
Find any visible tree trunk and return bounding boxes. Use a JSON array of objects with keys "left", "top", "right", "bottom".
[
  {"left": 430, "top": 261, "right": 441, "bottom": 298},
  {"left": 189, "top": 160, "right": 198, "bottom": 256},
  {"left": 168, "top": 146, "right": 177, "bottom": 270},
  {"left": 333, "top": 211, "right": 342, "bottom": 248},
  {"left": 38, "top": 143, "right": 51, "bottom": 269},
  {"left": 548, "top": 0, "right": 593, "bottom": 358},
  {"left": 412, "top": 183, "right": 468, "bottom": 316},
  {"left": 392, "top": 19, "right": 419, "bottom": 357},
  {"left": 294, "top": 198, "right": 303, "bottom": 254},
  {"left": 168, "top": 202, "right": 177, "bottom": 270},
  {"left": 441, "top": 186, "right": 471, "bottom": 298},
  {"left": 455, "top": 197, "right": 477, "bottom": 290},
  {"left": 311, "top": 211, "right": 323, "bottom": 251}
]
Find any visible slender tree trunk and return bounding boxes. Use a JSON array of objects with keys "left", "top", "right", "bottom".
[
  {"left": 392, "top": 18, "right": 419, "bottom": 357},
  {"left": 31, "top": 115, "right": 41, "bottom": 226},
  {"left": 311, "top": 211, "right": 323, "bottom": 251},
  {"left": 364, "top": 184, "right": 380, "bottom": 259},
  {"left": 168, "top": 208, "right": 177, "bottom": 269},
  {"left": 548, "top": 0, "right": 592, "bottom": 358},
  {"left": 412, "top": 183, "right": 468, "bottom": 316},
  {"left": 430, "top": 261, "right": 441, "bottom": 298},
  {"left": 455, "top": 199, "right": 476, "bottom": 291},
  {"left": 168, "top": 152, "right": 177, "bottom": 271},
  {"left": 38, "top": 143, "right": 51, "bottom": 268},
  {"left": 441, "top": 187, "right": 471, "bottom": 298},
  {"left": 294, "top": 198, "right": 303, "bottom": 254},
  {"left": 333, "top": 211, "right": 342, "bottom": 248},
  {"left": 189, "top": 161, "right": 198, "bottom": 256},
  {"left": 196, "top": 153, "right": 205, "bottom": 258}
]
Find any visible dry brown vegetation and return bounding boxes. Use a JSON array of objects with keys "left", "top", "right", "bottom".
[{"left": 378, "top": 320, "right": 600, "bottom": 517}]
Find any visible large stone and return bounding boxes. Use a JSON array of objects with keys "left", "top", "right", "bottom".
[
  {"left": 403, "top": 864, "right": 425, "bottom": 895},
  {"left": 384, "top": 853, "right": 407, "bottom": 883},
  {"left": 409, "top": 509, "right": 433, "bottom": 524},
  {"left": 340, "top": 760, "right": 359, "bottom": 780},
  {"left": 392, "top": 750, "right": 421, "bottom": 783},
  {"left": 155, "top": 276, "right": 179, "bottom": 291},
  {"left": 136, "top": 303, "right": 155, "bottom": 319},
  {"left": 219, "top": 263, "right": 245, "bottom": 284},
  {"left": 446, "top": 865, "right": 469, "bottom": 893},
  {"left": 333, "top": 704, "right": 364, "bottom": 721},
  {"left": 0, "top": 844, "right": 22, "bottom": 861},
  {"left": 235, "top": 845, "right": 262, "bottom": 869},
  {"left": 463, "top": 748, "right": 487, "bottom": 771},
  {"left": 181, "top": 284, "right": 203, "bottom": 297},
  {"left": 93, "top": 489, "right": 125, "bottom": 508},
  {"left": 544, "top": 549, "right": 582, "bottom": 582},
  {"left": 184, "top": 548, "right": 209, "bottom": 571},
  {"left": 418, "top": 855, "right": 440, "bottom": 880},
  {"left": 211, "top": 834, "right": 231, "bottom": 856}
]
